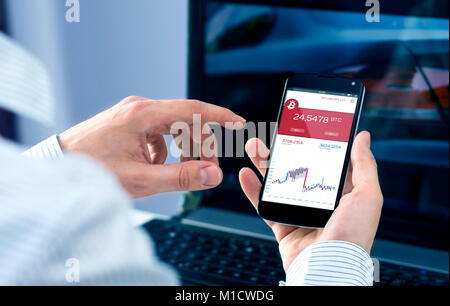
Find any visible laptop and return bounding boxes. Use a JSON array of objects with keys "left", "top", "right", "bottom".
[{"left": 143, "top": 0, "right": 449, "bottom": 286}]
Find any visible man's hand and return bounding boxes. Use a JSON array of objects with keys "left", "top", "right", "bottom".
[
  {"left": 239, "top": 131, "right": 383, "bottom": 271},
  {"left": 59, "top": 96, "right": 246, "bottom": 198}
]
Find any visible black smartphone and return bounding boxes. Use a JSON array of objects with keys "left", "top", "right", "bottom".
[{"left": 257, "top": 73, "right": 365, "bottom": 228}]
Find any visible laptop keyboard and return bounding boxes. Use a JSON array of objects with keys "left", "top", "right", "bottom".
[
  {"left": 144, "top": 219, "right": 285, "bottom": 285},
  {"left": 143, "top": 219, "right": 449, "bottom": 286},
  {"left": 375, "top": 262, "right": 448, "bottom": 286}
]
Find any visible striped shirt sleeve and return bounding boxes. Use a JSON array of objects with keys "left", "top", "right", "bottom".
[
  {"left": 283, "top": 240, "right": 374, "bottom": 286},
  {"left": 1, "top": 140, "right": 179, "bottom": 285},
  {"left": 22, "top": 135, "right": 64, "bottom": 159}
]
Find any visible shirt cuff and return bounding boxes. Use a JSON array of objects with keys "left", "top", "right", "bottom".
[
  {"left": 284, "top": 240, "right": 374, "bottom": 286},
  {"left": 22, "top": 135, "right": 64, "bottom": 159}
]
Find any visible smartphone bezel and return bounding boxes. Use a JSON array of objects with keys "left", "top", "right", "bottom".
[{"left": 257, "top": 73, "right": 365, "bottom": 228}]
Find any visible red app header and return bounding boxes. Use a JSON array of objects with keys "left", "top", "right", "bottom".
[{"left": 278, "top": 99, "right": 355, "bottom": 142}]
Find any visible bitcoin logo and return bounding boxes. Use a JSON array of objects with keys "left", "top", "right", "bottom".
[{"left": 286, "top": 99, "right": 298, "bottom": 110}]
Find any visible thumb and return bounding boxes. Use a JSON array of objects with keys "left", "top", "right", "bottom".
[
  {"left": 142, "top": 160, "right": 223, "bottom": 194},
  {"left": 351, "top": 131, "right": 379, "bottom": 187}
]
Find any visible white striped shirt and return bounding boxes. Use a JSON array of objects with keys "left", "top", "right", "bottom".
[
  {"left": 0, "top": 136, "right": 374, "bottom": 285},
  {"left": 1, "top": 137, "right": 178, "bottom": 285}
]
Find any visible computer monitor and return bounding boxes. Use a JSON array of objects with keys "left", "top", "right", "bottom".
[{"left": 187, "top": 0, "right": 449, "bottom": 250}]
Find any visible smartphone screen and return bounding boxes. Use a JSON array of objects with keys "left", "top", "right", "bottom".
[{"left": 261, "top": 88, "right": 359, "bottom": 211}]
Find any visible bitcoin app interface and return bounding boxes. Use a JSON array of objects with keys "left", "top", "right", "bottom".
[{"left": 262, "top": 89, "right": 358, "bottom": 210}]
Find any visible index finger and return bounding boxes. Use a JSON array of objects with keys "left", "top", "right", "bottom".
[{"left": 147, "top": 99, "right": 246, "bottom": 131}]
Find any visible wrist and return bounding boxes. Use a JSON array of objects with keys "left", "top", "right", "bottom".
[
  {"left": 58, "top": 128, "right": 79, "bottom": 152},
  {"left": 285, "top": 240, "right": 374, "bottom": 286},
  {"left": 58, "top": 131, "right": 70, "bottom": 152}
]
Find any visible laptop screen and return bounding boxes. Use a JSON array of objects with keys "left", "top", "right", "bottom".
[{"left": 189, "top": 0, "right": 449, "bottom": 250}]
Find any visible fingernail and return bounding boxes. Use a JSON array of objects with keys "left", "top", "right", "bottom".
[
  {"left": 200, "top": 166, "right": 222, "bottom": 187},
  {"left": 363, "top": 131, "right": 371, "bottom": 148},
  {"left": 236, "top": 115, "right": 246, "bottom": 123},
  {"left": 246, "top": 141, "right": 257, "bottom": 157}
]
